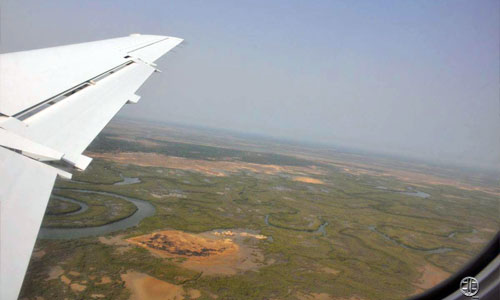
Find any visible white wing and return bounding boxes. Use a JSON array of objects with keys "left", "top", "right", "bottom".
[{"left": 0, "top": 34, "right": 183, "bottom": 300}]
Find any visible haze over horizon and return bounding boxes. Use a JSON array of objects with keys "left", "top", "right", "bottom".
[{"left": 1, "top": 0, "right": 499, "bottom": 170}]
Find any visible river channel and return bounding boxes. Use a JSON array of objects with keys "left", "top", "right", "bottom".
[{"left": 39, "top": 188, "right": 155, "bottom": 239}]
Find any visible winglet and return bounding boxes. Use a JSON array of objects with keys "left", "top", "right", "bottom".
[
  {"left": 62, "top": 154, "right": 93, "bottom": 170},
  {"left": 127, "top": 94, "right": 141, "bottom": 104}
]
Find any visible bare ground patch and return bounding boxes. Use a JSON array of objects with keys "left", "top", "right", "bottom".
[
  {"left": 293, "top": 176, "right": 324, "bottom": 184},
  {"left": 126, "top": 229, "right": 267, "bottom": 275},
  {"left": 60, "top": 275, "right": 71, "bottom": 285},
  {"left": 414, "top": 263, "right": 450, "bottom": 291},
  {"left": 96, "top": 276, "right": 112, "bottom": 285},
  {"left": 331, "top": 161, "right": 500, "bottom": 196},
  {"left": 89, "top": 152, "right": 323, "bottom": 177},
  {"left": 70, "top": 283, "right": 86, "bottom": 292},
  {"left": 121, "top": 271, "right": 200, "bottom": 300}
]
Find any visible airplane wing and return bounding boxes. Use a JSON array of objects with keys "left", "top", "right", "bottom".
[{"left": 0, "top": 34, "right": 183, "bottom": 300}]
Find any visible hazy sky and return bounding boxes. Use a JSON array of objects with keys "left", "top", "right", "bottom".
[{"left": 1, "top": 0, "right": 499, "bottom": 169}]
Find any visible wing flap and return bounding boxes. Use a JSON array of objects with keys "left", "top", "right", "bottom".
[
  {"left": 0, "top": 147, "right": 63, "bottom": 300},
  {"left": 1, "top": 34, "right": 183, "bottom": 171},
  {"left": 0, "top": 34, "right": 182, "bottom": 117},
  {"left": 22, "top": 62, "right": 155, "bottom": 168}
]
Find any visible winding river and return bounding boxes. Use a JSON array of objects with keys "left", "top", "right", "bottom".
[
  {"left": 49, "top": 195, "right": 89, "bottom": 216},
  {"left": 368, "top": 225, "right": 453, "bottom": 254},
  {"left": 39, "top": 189, "right": 155, "bottom": 240},
  {"left": 264, "top": 214, "right": 328, "bottom": 236}
]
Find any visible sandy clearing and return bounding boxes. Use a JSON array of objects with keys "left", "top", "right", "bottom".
[
  {"left": 121, "top": 271, "right": 187, "bottom": 300},
  {"left": 89, "top": 152, "right": 323, "bottom": 177},
  {"left": 68, "top": 271, "right": 80, "bottom": 277},
  {"left": 126, "top": 229, "right": 266, "bottom": 275},
  {"left": 239, "top": 232, "right": 267, "bottom": 239},
  {"left": 97, "top": 276, "right": 112, "bottom": 285},
  {"left": 70, "top": 283, "right": 86, "bottom": 292},
  {"left": 293, "top": 177, "right": 324, "bottom": 184},
  {"left": 214, "top": 230, "right": 267, "bottom": 240},
  {"left": 60, "top": 275, "right": 71, "bottom": 285},
  {"left": 414, "top": 264, "right": 450, "bottom": 290}
]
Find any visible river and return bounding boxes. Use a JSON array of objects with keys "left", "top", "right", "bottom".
[
  {"left": 368, "top": 225, "right": 453, "bottom": 254},
  {"left": 38, "top": 189, "right": 155, "bottom": 239}
]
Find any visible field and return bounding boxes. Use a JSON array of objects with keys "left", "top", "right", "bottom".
[{"left": 20, "top": 118, "right": 499, "bottom": 300}]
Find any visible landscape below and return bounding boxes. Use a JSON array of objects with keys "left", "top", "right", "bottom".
[{"left": 21, "top": 118, "right": 499, "bottom": 300}]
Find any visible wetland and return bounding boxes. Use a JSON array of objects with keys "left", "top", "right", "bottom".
[{"left": 21, "top": 119, "right": 499, "bottom": 300}]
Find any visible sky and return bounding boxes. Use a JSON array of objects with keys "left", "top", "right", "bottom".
[{"left": 1, "top": 0, "right": 499, "bottom": 170}]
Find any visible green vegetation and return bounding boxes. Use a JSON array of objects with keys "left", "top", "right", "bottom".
[
  {"left": 21, "top": 239, "right": 198, "bottom": 300},
  {"left": 45, "top": 197, "right": 82, "bottom": 215},
  {"left": 89, "top": 133, "right": 317, "bottom": 167},
  {"left": 42, "top": 190, "right": 137, "bottom": 228},
  {"left": 21, "top": 121, "right": 499, "bottom": 300}
]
